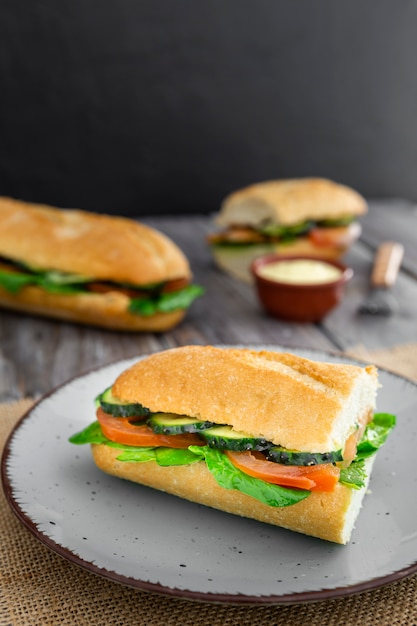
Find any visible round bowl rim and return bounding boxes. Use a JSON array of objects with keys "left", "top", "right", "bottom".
[{"left": 250, "top": 254, "right": 353, "bottom": 290}]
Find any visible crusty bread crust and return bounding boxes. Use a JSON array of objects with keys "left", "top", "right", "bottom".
[
  {"left": 112, "top": 346, "right": 378, "bottom": 451},
  {"left": 91, "top": 443, "right": 374, "bottom": 544},
  {"left": 0, "top": 197, "right": 191, "bottom": 285},
  {"left": 0, "top": 285, "right": 185, "bottom": 331},
  {"left": 211, "top": 236, "right": 354, "bottom": 283},
  {"left": 217, "top": 178, "right": 367, "bottom": 228}
]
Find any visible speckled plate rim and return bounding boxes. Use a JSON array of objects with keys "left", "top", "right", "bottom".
[{"left": 2, "top": 345, "right": 417, "bottom": 605}]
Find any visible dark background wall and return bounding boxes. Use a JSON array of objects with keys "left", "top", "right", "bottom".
[{"left": 1, "top": 0, "right": 416, "bottom": 216}]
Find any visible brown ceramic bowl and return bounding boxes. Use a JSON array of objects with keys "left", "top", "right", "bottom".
[{"left": 251, "top": 254, "right": 353, "bottom": 323}]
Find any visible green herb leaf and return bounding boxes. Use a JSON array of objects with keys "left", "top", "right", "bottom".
[
  {"left": 258, "top": 220, "right": 313, "bottom": 238},
  {"left": 116, "top": 447, "right": 157, "bottom": 462},
  {"left": 37, "top": 277, "right": 86, "bottom": 294},
  {"left": 109, "top": 446, "right": 203, "bottom": 465},
  {"left": 68, "top": 422, "right": 204, "bottom": 466},
  {"left": 339, "top": 413, "right": 396, "bottom": 489},
  {"left": 128, "top": 297, "right": 158, "bottom": 316},
  {"left": 157, "top": 284, "right": 205, "bottom": 313},
  {"left": 69, "top": 421, "right": 108, "bottom": 444},
  {"left": 155, "top": 447, "right": 204, "bottom": 466},
  {"left": 317, "top": 216, "right": 354, "bottom": 227},
  {"left": 339, "top": 459, "right": 367, "bottom": 489},
  {"left": 0, "top": 270, "right": 36, "bottom": 293},
  {"left": 356, "top": 413, "right": 396, "bottom": 460},
  {"left": 189, "top": 446, "right": 309, "bottom": 507},
  {"left": 128, "top": 284, "right": 204, "bottom": 316},
  {"left": 0, "top": 267, "right": 90, "bottom": 295},
  {"left": 41, "top": 270, "right": 92, "bottom": 285}
]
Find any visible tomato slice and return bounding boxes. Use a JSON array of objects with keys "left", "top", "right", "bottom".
[
  {"left": 226, "top": 450, "right": 340, "bottom": 492},
  {"left": 341, "top": 415, "right": 370, "bottom": 467},
  {"left": 96, "top": 408, "right": 204, "bottom": 448},
  {"left": 308, "top": 223, "right": 361, "bottom": 249},
  {"left": 87, "top": 277, "right": 190, "bottom": 298}
]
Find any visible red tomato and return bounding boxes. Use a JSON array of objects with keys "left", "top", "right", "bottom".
[
  {"left": 308, "top": 223, "right": 361, "bottom": 249},
  {"left": 226, "top": 450, "right": 340, "bottom": 492},
  {"left": 96, "top": 408, "right": 203, "bottom": 448}
]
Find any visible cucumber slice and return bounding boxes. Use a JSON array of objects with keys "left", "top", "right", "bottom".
[
  {"left": 98, "top": 387, "right": 150, "bottom": 418},
  {"left": 317, "top": 216, "right": 354, "bottom": 227},
  {"left": 201, "top": 425, "right": 270, "bottom": 451},
  {"left": 148, "top": 412, "right": 216, "bottom": 434},
  {"left": 257, "top": 220, "right": 313, "bottom": 238},
  {"left": 267, "top": 446, "right": 343, "bottom": 466}
]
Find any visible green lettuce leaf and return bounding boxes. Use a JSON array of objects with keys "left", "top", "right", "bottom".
[
  {"left": 68, "top": 423, "right": 308, "bottom": 506},
  {"left": 37, "top": 279, "right": 86, "bottom": 294},
  {"left": 0, "top": 264, "right": 203, "bottom": 315},
  {"left": 257, "top": 220, "right": 313, "bottom": 239},
  {"left": 116, "top": 447, "right": 158, "bottom": 463},
  {"left": 68, "top": 421, "right": 203, "bottom": 466},
  {"left": 68, "top": 421, "right": 140, "bottom": 448},
  {"left": 356, "top": 412, "right": 396, "bottom": 460},
  {"left": 41, "top": 270, "right": 92, "bottom": 285},
  {"left": 189, "top": 445, "right": 309, "bottom": 507},
  {"left": 116, "top": 446, "right": 203, "bottom": 465},
  {"left": 339, "top": 459, "right": 367, "bottom": 490},
  {"left": 69, "top": 421, "right": 108, "bottom": 444},
  {"left": 155, "top": 447, "right": 204, "bottom": 466},
  {"left": 339, "top": 412, "right": 396, "bottom": 489},
  {"left": 128, "top": 284, "right": 204, "bottom": 316},
  {"left": 0, "top": 266, "right": 93, "bottom": 295},
  {"left": 70, "top": 410, "right": 396, "bottom": 503},
  {"left": 317, "top": 216, "right": 354, "bottom": 227},
  {"left": 36, "top": 270, "right": 91, "bottom": 294},
  {"left": 0, "top": 269, "right": 36, "bottom": 293}
]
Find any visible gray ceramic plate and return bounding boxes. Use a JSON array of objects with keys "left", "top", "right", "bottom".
[{"left": 2, "top": 346, "right": 417, "bottom": 605}]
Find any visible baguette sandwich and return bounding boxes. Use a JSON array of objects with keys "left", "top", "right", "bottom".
[
  {"left": 70, "top": 345, "right": 396, "bottom": 544},
  {"left": 0, "top": 197, "right": 203, "bottom": 331},
  {"left": 208, "top": 178, "right": 367, "bottom": 282}
]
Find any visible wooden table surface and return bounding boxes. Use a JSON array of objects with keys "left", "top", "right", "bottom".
[{"left": 1, "top": 198, "right": 416, "bottom": 402}]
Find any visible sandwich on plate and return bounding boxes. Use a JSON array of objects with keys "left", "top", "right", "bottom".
[
  {"left": 208, "top": 178, "right": 367, "bottom": 282},
  {"left": 0, "top": 197, "right": 203, "bottom": 331},
  {"left": 70, "top": 345, "right": 395, "bottom": 544}
]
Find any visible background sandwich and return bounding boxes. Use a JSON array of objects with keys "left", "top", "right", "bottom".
[
  {"left": 208, "top": 177, "right": 367, "bottom": 282},
  {"left": 0, "top": 197, "right": 203, "bottom": 331},
  {"left": 70, "top": 345, "right": 395, "bottom": 544}
]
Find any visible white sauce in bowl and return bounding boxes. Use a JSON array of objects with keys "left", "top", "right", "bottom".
[{"left": 257, "top": 259, "right": 343, "bottom": 285}]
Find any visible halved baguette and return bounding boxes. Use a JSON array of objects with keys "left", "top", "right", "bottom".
[
  {"left": 112, "top": 345, "right": 378, "bottom": 452},
  {"left": 89, "top": 345, "right": 383, "bottom": 544},
  {"left": 0, "top": 287, "right": 186, "bottom": 331},
  {"left": 209, "top": 178, "right": 367, "bottom": 282},
  {"left": 0, "top": 197, "right": 190, "bottom": 285},
  {"left": 91, "top": 444, "right": 375, "bottom": 544},
  {"left": 217, "top": 178, "right": 367, "bottom": 228},
  {"left": 0, "top": 197, "right": 198, "bottom": 331}
]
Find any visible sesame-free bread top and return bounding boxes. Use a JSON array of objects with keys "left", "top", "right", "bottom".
[
  {"left": 216, "top": 178, "right": 367, "bottom": 228},
  {"left": 0, "top": 197, "right": 191, "bottom": 285},
  {"left": 112, "top": 345, "right": 378, "bottom": 452}
]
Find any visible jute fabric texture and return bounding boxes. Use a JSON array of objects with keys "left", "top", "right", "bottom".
[{"left": 1, "top": 344, "right": 417, "bottom": 625}]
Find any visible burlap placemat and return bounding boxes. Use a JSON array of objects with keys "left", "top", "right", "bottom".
[
  {"left": 346, "top": 342, "right": 417, "bottom": 381},
  {"left": 1, "top": 344, "right": 417, "bottom": 625}
]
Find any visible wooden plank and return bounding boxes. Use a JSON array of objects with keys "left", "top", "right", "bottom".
[
  {"left": 0, "top": 216, "right": 334, "bottom": 401},
  {"left": 1, "top": 208, "right": 416, "bottom": 402},
  {"left": 361, "top": 199, "right": 417, "bottom": 277},
  {"left": 321, "top": 240, "right": 417, "bottom": 352}
]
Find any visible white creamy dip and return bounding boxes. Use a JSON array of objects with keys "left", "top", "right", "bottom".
[{"left": 257, "top": 259, "right": 343, "bottom": 285}]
